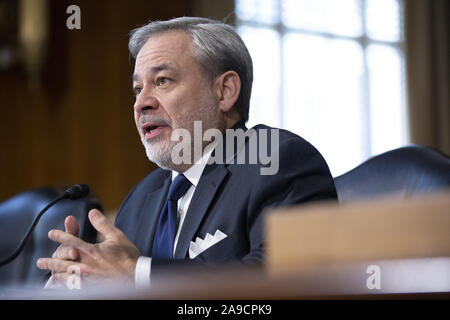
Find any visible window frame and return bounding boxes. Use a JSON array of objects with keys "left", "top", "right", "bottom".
[{"left": 235, "top": 0, "right": 407, "bottom": 168}]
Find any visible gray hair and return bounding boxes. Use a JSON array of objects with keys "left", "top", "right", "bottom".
[{"left": 129, "top": 17, "right": 253, "bottom": 123}]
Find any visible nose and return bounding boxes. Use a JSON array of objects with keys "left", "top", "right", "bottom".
[{"left": 134, "top": 88, "right": 159, "bottom": 114}]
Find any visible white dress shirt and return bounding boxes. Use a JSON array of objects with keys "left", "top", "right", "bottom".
[{"left": 135, "top": 142, "right": 216, "bottom": 287}]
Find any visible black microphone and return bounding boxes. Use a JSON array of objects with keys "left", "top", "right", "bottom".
[
  {"left": 62, "top": 184, "right": 90, "bottom": 200},
  {"left": 0, "top": 184, "right": 90, "bottom": 266}
]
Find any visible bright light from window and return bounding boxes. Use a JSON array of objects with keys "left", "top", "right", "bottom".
[
  {"left": 283, "top": 34, "right": 365, "bottom": 175},
  {"left": 366, "top": 0, "right": 403, "bottom": 41},
  {"left": 236, "top": 0, "right": 280, "bottom": 24},
  {"left": 367, "top": 44, "right": 407, "bottom": 155},
  {"left": 236, "top": 0, "right": 407, "bottom": 177},
  {"left": 283, "top": 0, "right": 362, "bottom": 37},
  {"left": 239, "top": 26, "right": 281, "bottom": 128}
]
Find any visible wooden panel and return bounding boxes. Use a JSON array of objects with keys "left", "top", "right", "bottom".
[
  {"left": 0, "top": 0, "right": 191, "bottom": 212},
  {"left": 266, "top": 191, "right": 450, "bottom": 275}
]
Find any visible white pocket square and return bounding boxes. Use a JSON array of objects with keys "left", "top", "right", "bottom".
[{"left": 189, "top": 229, "right": 228, "bottom": 259}]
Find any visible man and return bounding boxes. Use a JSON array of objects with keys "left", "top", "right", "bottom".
[{"left": 37, "top": 17, "right": 337, "bottom": 287}]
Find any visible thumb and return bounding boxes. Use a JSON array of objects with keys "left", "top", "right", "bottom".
[
  {"left": 88, "top": 209, "right": 119, "bottom": 240},
  {"left": 64, "top": 215, "right": 79, "bottom": 236}
]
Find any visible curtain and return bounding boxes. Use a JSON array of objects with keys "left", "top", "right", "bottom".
[{"left": 405, "top": 0, "right": 450, "bottom": 155}]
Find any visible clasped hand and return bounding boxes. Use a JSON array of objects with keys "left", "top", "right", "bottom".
[{"left": 37, "top": 209, "right": 140, "bottom": 288}]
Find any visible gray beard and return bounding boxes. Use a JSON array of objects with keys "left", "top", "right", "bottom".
[
  {"left": 141, "top": 135, "right": 176, "bottom": 170},
  {"left": 140, "top": 97, "right": 225, "bottom": 171}
]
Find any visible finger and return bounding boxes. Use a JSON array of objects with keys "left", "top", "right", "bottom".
[
  {"left": 52, "top": 272, "right": 72, "bottom": 284},
  {"left": 88, "top": 209, "right": 121, "bottom": 240},
  {"left": 48, "top": 229, "right": 90, "bottom": 252},
  {"left": 63, "top": 216, "right": 80, "bottom": 260},
  {"left": 36, "top": 258, "right": 78, "bottom": 273},
  {"left": 52, "top": 265, "right": 83, "bottom": 284},
  {"left": 64, "top": 215, "right": 79, "bottom": 237},
  {"left": 48, "top": 216, "right": 80, "bottom": 263},
  {"left": 52, "top": 245, "right": 78, "bottom": 260}
]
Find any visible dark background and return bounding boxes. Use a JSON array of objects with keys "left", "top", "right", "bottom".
[{"left": 0, "top": 0, "right": 234, "bottom": 214}]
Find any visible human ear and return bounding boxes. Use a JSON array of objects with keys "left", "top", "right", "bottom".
[{"left": 214, "top": 70, "right": 241, "bottom": 113}]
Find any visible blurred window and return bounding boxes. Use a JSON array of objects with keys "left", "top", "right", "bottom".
[{"left": 236, "top": 0, "right": 407, "bottom": 176}]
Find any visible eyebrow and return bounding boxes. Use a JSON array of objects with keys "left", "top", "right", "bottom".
[{"left": 132, "top": 63, "right": 175, "bottom": 83}]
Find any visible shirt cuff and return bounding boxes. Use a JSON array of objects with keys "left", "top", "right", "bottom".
[{"left": 135, "top": 256, "right": 152, "bottom": 288}]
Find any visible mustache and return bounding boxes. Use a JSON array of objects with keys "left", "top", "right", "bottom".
[{"left": 139, "top": 116, "right": 172, "bottom": 127}]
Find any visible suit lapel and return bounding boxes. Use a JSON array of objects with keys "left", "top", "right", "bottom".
[
  {"left": 173, "top": 121, "right": 247, "bottom": 259},
  {"left": 174, "top": 163, "right": 229, "bottom": 259},
  {"left": 135, "top": 172, "right": 171, "bottom": 256}
]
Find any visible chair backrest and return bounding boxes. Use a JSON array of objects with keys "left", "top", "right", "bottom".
[
  {"left": 334, "top": 145, "right": 450, "bottom": 202},
  {"left": 0, "top": 187, "right": 101, "bottom": 287}
]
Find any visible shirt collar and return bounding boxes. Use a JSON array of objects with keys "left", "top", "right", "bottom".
[{"left": 171, "top": 140, "right": 218, "bottom": 187}]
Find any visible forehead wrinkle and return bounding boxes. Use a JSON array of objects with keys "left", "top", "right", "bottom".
[
  {"left": 132, "top": 62, "right": 176, "bottom": 83},
  {"left": 133, "top": 50, "right": 183, "bottom": 83},
  {"left": 134, "top": 31, "right": 194, "bottom": 73}
]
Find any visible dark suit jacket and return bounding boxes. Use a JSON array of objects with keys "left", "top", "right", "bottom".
[{"left": 114, "top": 122, "right": 337, "bottom": 271}]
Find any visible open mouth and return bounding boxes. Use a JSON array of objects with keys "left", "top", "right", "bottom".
[{"left": 142, "top": 123, "right": 168, "bottom": 140}]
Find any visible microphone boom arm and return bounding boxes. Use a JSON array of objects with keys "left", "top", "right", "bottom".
[{"left": 0, "top": 184, "right": 90, "bottom": 267}]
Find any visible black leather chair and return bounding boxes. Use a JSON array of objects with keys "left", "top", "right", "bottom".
[
  {"left": 0, "top": 187, "right": 101, "bottom": 287},
  {"left": 334, "top": 145, "right": 450, "bottom": 202}
]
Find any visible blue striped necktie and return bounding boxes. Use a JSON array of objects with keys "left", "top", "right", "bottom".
[{"left": 152, "top": 174, "right": 192, "bottom": 259}]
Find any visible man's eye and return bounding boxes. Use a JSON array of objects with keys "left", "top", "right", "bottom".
[
  {"left": 133, "top": 87, "right": 142, "bottom": 96},
  {"left": 156, "top": 77, "right": 170, "bottom": 87}
]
